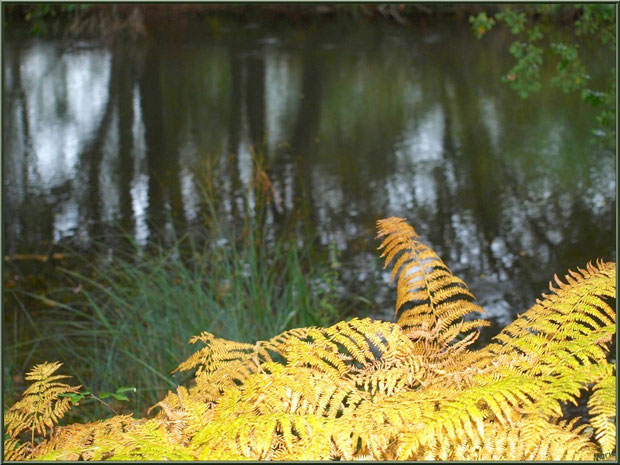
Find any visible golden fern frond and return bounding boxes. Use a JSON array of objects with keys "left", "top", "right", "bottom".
[
  {"left": 283, "top": 318, "right": 416, "bottom": 379},
  {"left": 32, "top": 414, "right": 134, "bottom": 461},
  {"left": 174, "top": 326, "right": 319, "bottom": 378},
  {"left": 341, "top": 382, "right": 598, "bottom": 461},
  {"left": 5, "top": 361, "right": 80, "bottom": 447},
  {"left": 4, "top": 410, "right": 29, "bottom": 441},
  {"left": 258, "top": 363, "right": 364, "bottom": 417},
  {"left": 177, "top": 317, "right": 420, "bottom": 392},
  {"left": 103, "top": 419, "right": 197, "bottom": 460},
  {"left": 377, "top": 217, "right": 488, "bottom": 346},
  {"left": 191, "top": 414, "right": 281, "bottom": 459},
  {"left": 172, "top": 326, "right": 330, "bottom": 405},
  {"left": 173, "top": 331, "right": 262, "bottom": 376},
  {"left": 279, "top": 328, "right": 350, "bottom": 379},
  {"left": 588, "top": 371, "right": 616, "bottom": 455},
  {"left": 32, "top": 422, "right": 95, "bottom": 461},
  {"left": 354, "top": 354, "right": 425, "bottom": 396},
  {"left": 34, "top": 414, "right": 196, "bottom": 461},
  {"left": 170, "top": 332, "right": 276, "bottom": 407},
  {"left": 191, "top": 412, "right": 358, "bottom": 460},
  {"left": 210, "top": 361, "right": 364, "bottom": 423},
  {"left": 469, "top": 261, "right": 616, "bottom": 424},
  {"left": 531, "top": 362, "right": 615, "bottom": 421},
  {"left": 355, "top": 369, "right": 595, "bottom": 460},
  {"left": 189, "top": 359, "right": 260, "bottom": 403},
  {"left": 149, "top": 385, "right": 213, "bottom": 445},
  {"left": 499, "top": 417, "right": 597, "bottom": 460},
  {"left": 395, "top": 414, "right": 595, "bottom": 460},
  {"left": 386, "top": 376, "right": 525, "bottom": 455},
  {"left": 419, "top": 416, "right": 598, "bottom": 460},
  {"left": 349, "top": 321, "right": 431, "bottom": 395},
  {"left": 3, "top": 437, "right": 28, "bottom": 461},
  {"left": 460, "top": 347, "right": 614, "bottom": 426},
  {"left": 481, "top": 260, "right": 615, "bottom": 363}
]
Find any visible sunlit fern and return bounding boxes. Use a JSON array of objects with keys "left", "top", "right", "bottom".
[
  {"left": 3, "top": 361, "right": 80, "bottom": 459},
  {"left": 4, "top": 217, "right": 616, "bottom": 461}
]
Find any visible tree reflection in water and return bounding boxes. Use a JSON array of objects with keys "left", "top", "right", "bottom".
[{"left": 3, "top": 17, "right": 615, "bottom": 327}]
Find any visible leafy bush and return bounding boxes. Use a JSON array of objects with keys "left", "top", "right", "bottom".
[{"left": 470, "top": 4, "right": 616, "bottom": 150}]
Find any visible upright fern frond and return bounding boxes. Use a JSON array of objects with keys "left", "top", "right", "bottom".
[{"left": 377, "top": 217, "right": 489, "bottom": 348}]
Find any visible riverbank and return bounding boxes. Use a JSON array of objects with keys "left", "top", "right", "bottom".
[
  {"left": 4, "top": 3, "right": 587, "bottom": 41},
  {"left": 3, "top": 185, "right": 357, "bottom": 420}
]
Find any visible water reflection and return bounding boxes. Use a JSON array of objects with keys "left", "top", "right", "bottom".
[{"left": 3, "top": 18, "right": 615, "bottom": 325}]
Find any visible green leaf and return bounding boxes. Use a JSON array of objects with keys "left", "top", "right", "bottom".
[
  {"left": 115, "top": 387, "right": 137, "bottom": 394},
  {"left": 99, "top": 392, "right": 113, "bottom": 399},
  {"left": 59, "top": 392, "right": 87, "bottom": 404},
  {"left": 112, "top": 394, "right": 130, "bottom": 402}
]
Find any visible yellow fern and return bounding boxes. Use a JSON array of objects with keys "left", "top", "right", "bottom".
[
  {"left": 588, "top": 373, "right": 616, "bottom": 455},
  {"left": 6, "top": 217, "right": 616, "bottom": 461},
  {"left": 377, "top": 217, "right": 489, "bottom": 348},
  {"left": 4, "top": 361, "right": 81, "bottom": 457}
]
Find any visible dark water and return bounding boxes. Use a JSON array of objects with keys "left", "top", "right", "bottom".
[{"left": 3, "top": 16, "right": 616, "bottom": 325}]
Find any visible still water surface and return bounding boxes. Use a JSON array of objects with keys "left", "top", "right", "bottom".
[{"left": 3, "top": 16, "right": 616, "bottom": 325}]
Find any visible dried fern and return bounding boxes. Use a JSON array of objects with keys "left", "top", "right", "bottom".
[
  {"left": 3, "top": 361, "right": 81, "bottom": 458},
  {"left": 377, "top": 216, "right": 489, "bottom": 348}
]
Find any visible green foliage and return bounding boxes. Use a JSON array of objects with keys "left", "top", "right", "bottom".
[
  {"left": 97, "top": 387, "right": 136, "bottom": 402},
  {"left": 574, "top": 4, "right": 616, "bottom": 48},
  {"left": 60, "top": 386, "right": 136, "bottom": 416},
  {"left": 469, "top": 11, "right": 495, "bottom": 38},
  {"left": 470, "top": 5, "right": 616, "bottom": 149},
  {"left": 550, "top": 42, "right": 588, "bottom": 93},
  {"left": 3, "top": 362, "right": 80, "bottom": 458},
  {"left": 4, "top": 217, "right": 616, "bottom": 460},
  {"left": 497, "top": 8, "right": 527, "bottom": 34}
]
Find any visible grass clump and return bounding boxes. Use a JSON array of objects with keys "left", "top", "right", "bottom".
[
  {"left": 4, "top": 211, "right": 344, "bottom": 420},
  {"left": 4, "top": 150, "right": 353, "bottom": 420}
]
